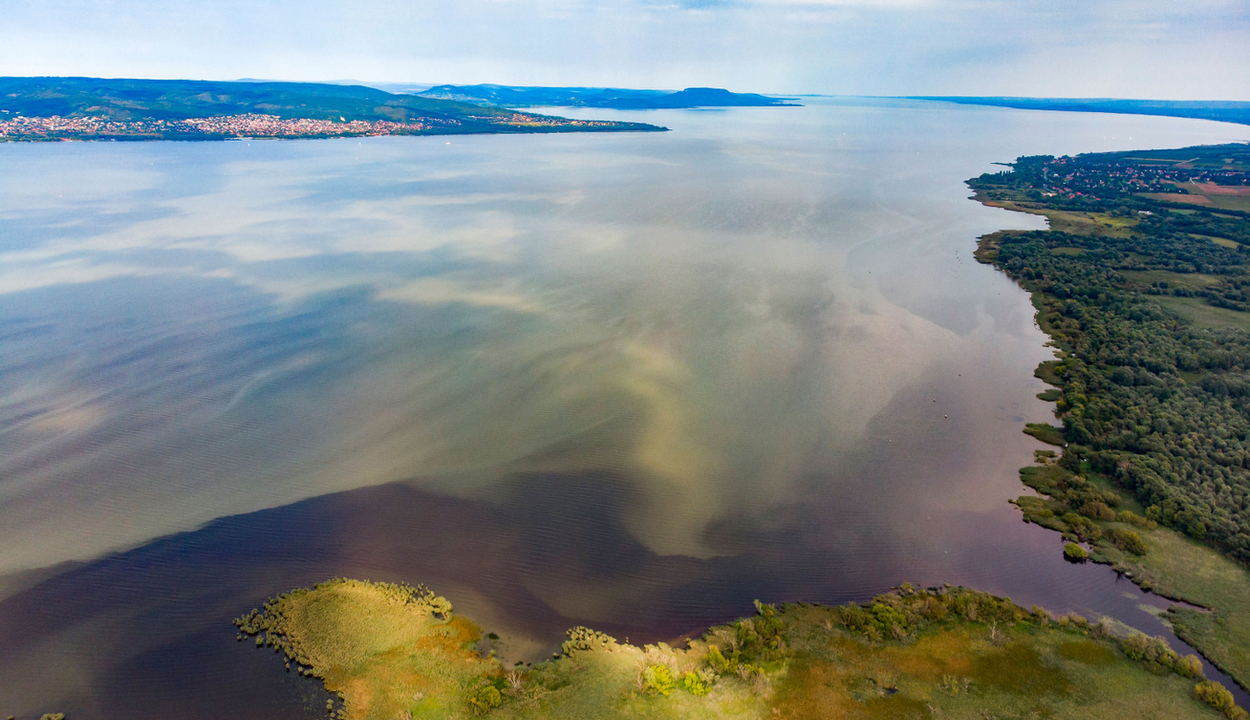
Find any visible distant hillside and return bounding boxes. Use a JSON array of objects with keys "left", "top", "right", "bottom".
[
  {"left": 418, "top": 84, "right": 799, "bottom": 109},
  {"left": 0, "top": 77, "right": 526, "bottom": 122},
  {"left": 0, "top": 77, "right": 666, "bottom": 140},
  {"left": 912, "top": 96, "right": 1250, "bottom": 127}
]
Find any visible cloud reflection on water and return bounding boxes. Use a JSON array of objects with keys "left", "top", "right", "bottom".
[{"left": 0, "top": 100, "right": 1246, "bottom": 581}]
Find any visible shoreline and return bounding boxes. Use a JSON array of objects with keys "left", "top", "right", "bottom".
[
  {"left": 0, "top": 78, "right": 671, "bottom": 142},
  {"left": 966, "top": 146, "right": 1250, "bottom": 697},
  {"left": 232, "top": 578, "right": 1237, "bottom": 720},
  {"left": 4, "top": 113, "right": 1250, "bottom": 719},
  {"left": 0, "top": 121, "right": 668, "bottom": 143}
]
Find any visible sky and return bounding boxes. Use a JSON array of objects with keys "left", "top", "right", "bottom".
[{"left": 1, "top": 0, "right": 1248, "bottom": 99}]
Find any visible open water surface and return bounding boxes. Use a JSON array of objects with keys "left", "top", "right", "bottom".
[{"left": 1, "top": 98, "right": 1248, "bottom": 716}]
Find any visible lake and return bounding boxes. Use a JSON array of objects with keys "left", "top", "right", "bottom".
[{"left": 1, "top": 98, "right": 1247, "bottom": 717}]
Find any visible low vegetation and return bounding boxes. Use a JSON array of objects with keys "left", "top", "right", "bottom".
[{"left": 236, "top": 579, "right": 1239, "bottom": 720}]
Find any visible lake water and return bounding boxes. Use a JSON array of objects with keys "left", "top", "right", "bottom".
[{"left": 1, "top": 99, "right": 1248, "bottom": 717}]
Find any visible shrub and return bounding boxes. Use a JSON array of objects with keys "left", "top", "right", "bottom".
[
  {"left": 735, "top": 620, "right": 760, "bottom": 650},
  {"left": 705, "top": 646, "right": 733, "bottom": 674},
  {"left": 833, "top": 604, "right": 874, "bottom": 634},
  {"left": 735, "top": 662, "right": 762, "bottom": 680},
  {"left": 1057, "top": 612, "right": 1088, "bottom": 628},
  {"left": 871, "top": 603, "right": 908, "bottom": 635},
  {"left": 1177, "top": 654, "right": 1205, "bottom": 679},
  {"left": 1116, "top": 510, "right": 1157, "bottom": 529},
  {"left": 1062, "top": 513, "right": 1102, "bottom": 542},
  {"left": 426, "top": 595, "right": 454, "bottom": 620},
  {"left": 1080, "top": 501, "right": 1116, "bottom": 521},
  {"left": 1111, "top": 528, "right": 1147, "bottom": 555},
  {"left": 562, "top": 627, "right": 619, "bottom": 656},
  {"left": 919, "top": 595, "right": 948, "bottom": 621},
  {"left": 1122, "top": 633, "right": 1179, "bottom": 674},
  {"left": 642, "top": 665, "right": 677, "bottom": 696},
  {"left": 753, "top": 601, "right": 785, "bottom": 650},
  {"left": 1064, "top": 543, "right": 1089, "bottom": 561},
  {"left": 952, "top": 593, "right": 980, "bottom": 622},
  {"left": 1194, "top": 681, "right": 1248, "bottom": 719},
  {"left": 468, "top": 685, "right": 502, "bottom": 715},
  {"left": 681, "top": 669, "right": 715, "bottom": 696}
]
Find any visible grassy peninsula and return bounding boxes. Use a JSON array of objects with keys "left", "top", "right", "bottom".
[
  {"left": 235, "top": 578, "right": 1238, "bottom": 720},
  {"left": 0, "top": 77, "right": 665, "bottom": 141},
  {"left": 969, "top": 143, "right": 1250, "bottom": 693}
]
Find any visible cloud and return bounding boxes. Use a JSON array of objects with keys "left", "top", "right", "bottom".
[
  {"left": 0, "top": 0, "right": 1245, "bottom": 97},
  {"left": 743, "top": 0, "right": 930, "bottom": 5}
]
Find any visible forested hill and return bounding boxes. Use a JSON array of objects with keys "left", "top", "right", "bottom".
[
  {"left": 917, "top": 97, "right": 1250, "bottom": 127},
  {"left": 971, "top": 143, "right": 1250, "bottom": 561},
  {"left": 418, "top": 84, "right": 799, "bottom": 109},
  {"left": 0, "top": 76, "right": 506, "bottom": 121},
  {"left": 0, "top": 77, "right": 665, "bottom": 140}
]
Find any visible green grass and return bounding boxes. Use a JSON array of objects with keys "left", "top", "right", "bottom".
[
  {"left": 1038, "top": 208, "right": 1139, "bottom": 237},
  {"left": 234, "top": 579, "right": 492, "bottom": 719},
  {"left": 1124, "top": 270, "right": 1222, "bottom": 291},
  {"left": 1034, "top": 361, "right": 1064, "bottom": 387},
  {"left": 1190, "top": 234, "right": 1242, "bottom": 249},
  {"left": 1025, "top": 423, "right": 1066, "bottom": 446},
  {"left": 759, "top": 594, "right": 1222, "bottom": 720},
  {"left": 1009, "top": 459, "right": 1250, "bottom": 695},
  {"left": 1157, "top": 296, "right": 1250, "bottom": 332},
  {"left": 1120, "top": 530, "right": 1250, "bottom": 693},
  {"left": 976, "top": 197, "right": 1139, "bottom": 239},
  {"left": 236, "top": 580, "right": 1237, "bottom": 720}
]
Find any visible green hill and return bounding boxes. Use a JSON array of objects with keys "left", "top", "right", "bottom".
[
  {"left": 418, "top": 84, "right": 799, "bottom": 109},
  {"left": 0, "top": 77, "right": 666, "bottom": 139}
]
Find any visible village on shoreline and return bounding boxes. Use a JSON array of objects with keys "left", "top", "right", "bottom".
[{"left": 0, "top": 111, "right": 646, "bottom": 142}]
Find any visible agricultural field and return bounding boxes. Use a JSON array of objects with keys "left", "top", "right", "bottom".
[{"left": 1142, "top": 183, "right": 1250, "bottom": 213}]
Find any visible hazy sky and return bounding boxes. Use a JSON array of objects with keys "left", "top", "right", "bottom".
[{"left": 2, "top": 0, "right": 1247, "bottom": 98}]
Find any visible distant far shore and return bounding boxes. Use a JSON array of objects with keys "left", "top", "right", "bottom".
[
  {"left": 0, "top": 111, "right": 662, "bottom": 143},
  {"left": 0, "top": 77, "right": 667, "bottom": 142},
  {"left": 909, "top": 96, "right": 1250, "bottom": 127}
]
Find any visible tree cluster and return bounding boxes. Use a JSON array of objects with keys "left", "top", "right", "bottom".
[{"left": 973, "top": 147, "right": 1250, "bottom": 564}]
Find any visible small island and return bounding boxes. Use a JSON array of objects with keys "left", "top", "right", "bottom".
[
  {"left": 0, "top": 77, "right": 667, "bottom": 142},
  {"left": 235, "top": 578, "right": 1239, "bottom": 720}
]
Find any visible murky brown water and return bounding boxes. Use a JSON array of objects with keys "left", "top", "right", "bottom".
[{"left": 1, "top": 99, "right": 1247, "bottom": 717}]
